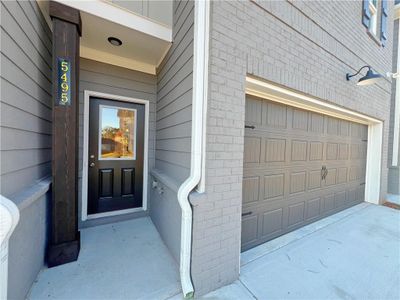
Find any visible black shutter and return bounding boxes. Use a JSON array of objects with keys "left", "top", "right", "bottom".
[
  {"left": 381, "top": 0, "right": 388, "bottom": 46},
  {"left": 362, "top": 0, "right": 371, "bottom": 28}
]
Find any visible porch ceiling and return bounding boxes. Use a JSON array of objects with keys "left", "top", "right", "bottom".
[
  {"left": 80, "top": 11, "right": 171, "bottom": 74},
  {"left": 37, "top": 0, "right": 172, "bottom": 74}
]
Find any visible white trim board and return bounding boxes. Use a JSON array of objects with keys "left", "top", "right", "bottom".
[
  {"left": 80, "top": 46, "right": 157, "bottom": 75},
  {"left": 81, "top": 90, "right": 150, "bottom": 221},
  {"left": 245, "top": 76, "right": 383, "bottom": 205}
]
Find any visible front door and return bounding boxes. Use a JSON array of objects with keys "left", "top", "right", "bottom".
[{"left": 88, "top": 97, "right": 145, "bottom": 215}]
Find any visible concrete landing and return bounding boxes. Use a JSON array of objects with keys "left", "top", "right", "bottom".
[{"left": 28, "top": 217, "right": 181, "bottom": 300}]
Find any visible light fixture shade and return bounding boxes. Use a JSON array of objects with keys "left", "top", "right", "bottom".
[{"left": 357, "top": 69, "right": 383, "bottom": 86}]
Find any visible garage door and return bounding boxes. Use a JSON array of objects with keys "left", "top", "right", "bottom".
[{"left": 241, "top": 95, "right": 368, "bottom": 251}]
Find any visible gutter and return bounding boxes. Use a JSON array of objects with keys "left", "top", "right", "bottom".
[{"left": 176, "top": 0, "right": 210, "bottom": 298}]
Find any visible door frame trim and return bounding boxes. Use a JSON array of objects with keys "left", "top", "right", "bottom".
[
  {"left": 81, "top": 90, "right": 149, "bottom": 221},
  {"left": 245, "top": 76, "right": 383, "bottom": 205}
]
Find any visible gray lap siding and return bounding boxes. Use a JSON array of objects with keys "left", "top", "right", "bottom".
[
  {"left": 1, "top": 1, "right": 52, "bottom": 299},
  {"left": 1, "top": 0, "right": 52, "bottom": 197},
  {"left": 191, "top": 0, "right": 393, "bottom": 296},
  {"left": 150, "top": 0, "right": 194, "bottom": 263}
]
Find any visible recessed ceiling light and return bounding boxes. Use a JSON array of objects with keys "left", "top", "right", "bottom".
[{"left": 108, "top": 37, "right": 122, "bottom": 46}]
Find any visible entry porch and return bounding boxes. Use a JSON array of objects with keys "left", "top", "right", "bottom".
[{"left": 28, "top": 217, "right": 181, "bottom": 300}]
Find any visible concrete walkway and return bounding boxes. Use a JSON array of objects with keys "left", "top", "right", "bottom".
[
  {"left": 28, "top": 217, "right": 181, "bottom": 300},
  {"left": 202, "top": 203, "right": 400, "bottom": 299}
]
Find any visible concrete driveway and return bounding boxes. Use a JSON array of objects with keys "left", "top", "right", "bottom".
[{"left": 203, "top": 203, "right": 400, "bottom": 300}]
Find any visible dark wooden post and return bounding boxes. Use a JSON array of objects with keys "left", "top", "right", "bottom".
[{"left": 47, "top": 1, "right": 82, "bottom": 267}]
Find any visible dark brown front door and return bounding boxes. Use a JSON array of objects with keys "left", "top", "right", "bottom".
[{"left": 88, "top": 97, "right": 144, "bottom": 215}]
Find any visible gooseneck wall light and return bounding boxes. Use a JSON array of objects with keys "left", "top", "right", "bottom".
[{"left": 346, "top": 65, "right": 384, "bottom": 86}]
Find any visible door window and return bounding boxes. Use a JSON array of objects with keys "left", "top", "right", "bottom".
[{"left": 99, "top": 105, "right": 136, "bottom": 160}]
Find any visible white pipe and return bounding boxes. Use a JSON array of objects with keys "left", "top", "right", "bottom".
[
  {"left": 392, "top": 21, "right": 400, "bottom": 167},
  {"left": 176, "top": 0, "right": 209, "bottom": 298},
  {"left": 0, "top": 195, "right": 20, "bottom": 300}
]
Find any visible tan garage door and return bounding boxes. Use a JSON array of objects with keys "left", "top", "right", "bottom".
[{"left": 241, "top": 95, "right": 368, "bottom": 251}]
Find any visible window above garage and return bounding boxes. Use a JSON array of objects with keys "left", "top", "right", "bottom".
[{"left": 362, "top": 0, "right": 388, "bottom": 46}]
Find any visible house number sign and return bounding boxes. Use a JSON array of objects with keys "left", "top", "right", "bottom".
[{"left": 56, "top": 58, "right": 71, "bottom": 106}]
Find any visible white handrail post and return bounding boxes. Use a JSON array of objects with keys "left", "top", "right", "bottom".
[{"left": 0, "top": 195, "right": 20, "bottom": 300}]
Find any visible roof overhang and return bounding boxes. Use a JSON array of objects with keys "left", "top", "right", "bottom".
[{"left": 37, "top": 0, "right": 172, "bottom": 74}]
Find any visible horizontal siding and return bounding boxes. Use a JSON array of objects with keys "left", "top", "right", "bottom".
[
  {"left": 155, "top": 0, "right": 194, "bottom": 184},
  {"left": 78, "top": 58, "right": 157, "bottom": 227},
  {"left": 0, "top": 0, "right": 52, "bottom": 197}
]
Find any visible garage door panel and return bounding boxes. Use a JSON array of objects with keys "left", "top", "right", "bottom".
[
  {"left": 309, "top": 112, "right": 324, "bottom": 133},
  {"left": 263, "top": 173, "right": 285, "bottom": 200},
  {"left": 309, "top": 141, "right": 324, "bottom": 161},
  {"left": 327, "top": 117, "right": 340, "bottom": 135},
  {"left": 291, "top": 140, "right": 308, "bottom": 161},
  {"left": 289, "top": 171, "right": 307, "bottom": 194},
  {"left": 349, "top": 166, "right": 361, "bottom": 181},
  {"left": 264, "top": 101, "right": 287, "bottom": 128},
  {"left": 339, "top": 120, "right": 349, "bottom": 136},
  {"left": 265, "top": 138, "right": 286, "bottom": 162},
  {"left": 306, "top": 197, "right": 322, "bottom": 221},
  {"left": 337, "top": 167, "right": 348, "bottom": 184},
  {"left": 323, "top": 194, "right": 335, "bottom": 213},
  {"left": 308, "top": 169, "right": 322, "bottom": 190},
  {"left": 326, "top": 143, "right": 338, "bottom": 160},
  {"left": 261, "top": 208, "right": 283, "bottom": 237},
  {"left": 292, "top": 108, "right": 309, "bottom": 131},
  {"left": 242, "top": 96, "right": 368, "bottom": 251},
  {"left": 244, "top": 137, "right": 261, "bottom": 163},
  {"left": 338, "top": 143, "right": 349, "bottom": 160},
  {"left": 324, "top": 168, "right": 337, "bottom": 186},
  {"left": 334, "top": 191, "right": 346, "bottom": 208},
  {"left": 241, "top": 215, "right": 259, "bottom": 248},
  {"left": 243, "top": 176, "right": 260, "bottom": 205},
  {"left": 245, "top": 97, "right": 262, "bottom": 125},
  {"left": 288, "top": 201, "right": 305, "bottom": 227},
  {"left": 346, "top": 188, "right": 357, "bottom": 204}
]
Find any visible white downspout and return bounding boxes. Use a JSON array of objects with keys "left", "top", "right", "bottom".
[
  {"left": 177, "top": 0, "right": 209, "bottom": 298},
  {"left": 0, "top": 195, "right": 20, "bottom": 299},
  {"left": 392, "top": 20, "right": 400, "bottom": 167}
]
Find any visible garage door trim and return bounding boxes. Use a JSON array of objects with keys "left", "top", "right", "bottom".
[{"left": 245, "top": 76, "right": 383, "bottom": 205}]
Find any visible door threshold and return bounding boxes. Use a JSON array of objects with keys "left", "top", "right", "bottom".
[{"left": 87, "top": 207, "right": 145, "bottom": 220}]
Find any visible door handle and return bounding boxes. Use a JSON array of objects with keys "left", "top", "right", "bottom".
[
  {"left": 321, "top": 166, "right": 328, "bottom": 180},
  {"left": 245, "top": 125, "right": 255, "bottom": 129},
  {"left": 242, "top": 211, "right": 253, "bottom": 217},
  {"left": 89, "top": 162, "right": 95, "bottom": 167}
]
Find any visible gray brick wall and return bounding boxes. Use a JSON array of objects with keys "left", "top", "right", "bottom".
[{"left": 191, "top": 0, "right": 393, "bottom": 296}]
